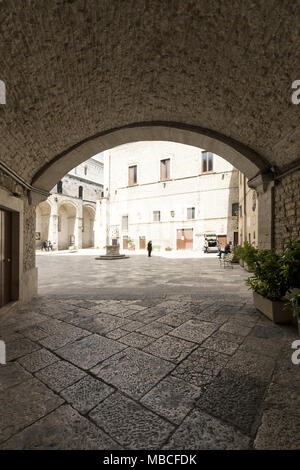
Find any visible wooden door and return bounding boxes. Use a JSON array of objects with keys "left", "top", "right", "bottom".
[
  {"left": 218, "top": 235, "right": 227, "bottom": 249},
  {"left": 139, "top": 236, "right": 146, "bottom": 249},
  {"left": 0, "top": 208, "right": 12, "bottom": 308},
  {"left": 123, "top": 236, "right": 128, "bottom": 249},
  {"left": 176, "top": 229, "right": 193, "bottom": 250},
  {"left": 233, "top": 232, "right": 238, "bottom": 247}
]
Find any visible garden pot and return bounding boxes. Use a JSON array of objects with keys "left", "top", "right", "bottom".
[
  {"left": 244, "top": 262, "right": 254, "bottom": 272},
  {"left": 253, "top": 291, "right": 293, "bottom": 324},
  {"left": 239, "top": 259, "right": 244, "bottom": 267}
]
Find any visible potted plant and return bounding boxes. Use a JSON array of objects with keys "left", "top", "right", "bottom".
[
  {"left": 242, "top": 241, "right": 258, "bottom": 272},
  {"left": 234, "top": 245, "right": 245, "bottom": 267},
  {"left": 246, "top": 249, "right": 293, "bottom": 324},
  {"left": 165, "top": 246, "right": 172, "bottom": 251},
  {"left": 127, "top": 237, "right": 135, "bottom": 251}
]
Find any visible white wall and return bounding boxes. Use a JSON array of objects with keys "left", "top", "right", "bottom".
[{"left": 98, "top": 141, "right": 239, "bottom": 251}]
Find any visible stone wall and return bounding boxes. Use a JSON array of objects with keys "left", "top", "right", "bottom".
[{"left": 274, "top": 170, "right": 300, "bottom": 252}]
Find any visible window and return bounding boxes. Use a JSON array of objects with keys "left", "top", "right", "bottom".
[
  {"left": 78, "top": 186, "right": 83, "bottom": 199},
  {"left": 153, "top": 211, "right": 161, "bottom": 222},
  {"left": 122, "top": 215, "right": 128, "bottom": 231},
  {"left": 202, "top": 151, "right": 213, "bottom": 173},
  {"left": 84, "top": 165, "right": 88, "bottom": 176},
  {"left": 160, "top": 159, "right": 170, "bottom": 180},
  {"left": 57, "top": 181, "right": 63, "bottom": 193},
  {"left": 232, "top": 203, "right": 239, "bottom": 217},
  {"left": 170, "top": 210, "right": 175, "bottom": 218},
  {"left": 128, "top": 165, "right": 137, "bottom": 185},
  {"left": 187, "top": 207, "right": 195, "bottom": 219}
]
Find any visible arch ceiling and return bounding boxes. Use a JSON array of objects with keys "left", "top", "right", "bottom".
[{"left": 0, "top": 0, "right": 299, "bottom": 192}]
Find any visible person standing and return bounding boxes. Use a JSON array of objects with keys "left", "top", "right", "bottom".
[{"left": 147, "top": 240, "right": 152, "bottom": 257}]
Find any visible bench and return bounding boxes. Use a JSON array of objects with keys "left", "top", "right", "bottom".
[{"left": 219, "top": 252, "right": 234, "bottom": 268}]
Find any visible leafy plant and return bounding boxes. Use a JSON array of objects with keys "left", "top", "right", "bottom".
[
  {"left": 246, "top": 249, "right": 289, "bottom": 301},
  {"left": 242, "top": 241, "right": 258, "bottom": 270},
  {"left": 234, "top": 245, "right": 244, "bottom": 259},
  {"left": 280, "top": 240, "right": 300, "bottom": 289},
  {"left": 288, "top": 290, "right": 300, "bottom": 320}
]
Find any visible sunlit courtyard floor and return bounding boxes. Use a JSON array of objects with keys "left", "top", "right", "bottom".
[{"left": 0, "top": 254, "right": 299, "bottom": 449}]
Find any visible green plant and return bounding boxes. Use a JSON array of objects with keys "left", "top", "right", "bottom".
[
  {"left": 234, "top": 245, "right": 244, "bottom": 259},
  {"left": 280, "top": 240, "right": 300, "bottom": 289},
  {"left": 127, "top": 237, "right": 134, "bottom": 247},
  {"left": 246, "top": 249, "right": 289, "bottom": 301},
  {"left": 288, "top": 290, "right": 300, "bottom": 320},
  {"left": 242, "top": 241, "right": 258, "bottom": 270}
]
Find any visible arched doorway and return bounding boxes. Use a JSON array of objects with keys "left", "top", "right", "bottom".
[
  {"left": 35, "top": 201, "right": 51, "bottom": 249},
  {"left": 57, "top": 202, "right": 77, "bottom": 250},
  {"left": 82, "top": 205, "right": 95, "bottom": 248}
]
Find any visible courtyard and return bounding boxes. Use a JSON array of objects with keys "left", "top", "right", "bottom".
[{"left": 0, "top": 255, "right": 299, "bottom": 450}]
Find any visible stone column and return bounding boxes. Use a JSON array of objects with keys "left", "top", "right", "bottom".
[
  {"left": 75, "top": 204, "right": 83, "bottom": 249},
  {"left": 49, "top": 199, "right": 59, "bottom": 250},
  {"left": 248, "top": 172, "right": 274, "bottom": 250}
]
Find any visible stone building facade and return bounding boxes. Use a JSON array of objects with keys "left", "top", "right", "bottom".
[
  {"left": 97, "top": 142, "right": 239, "bottom": 252},
  {"left": 238, "top": 172, "right": 259, "bottom": 247},
  {"left": 36, "top": 158, "right": 103, "bottom": 250}
]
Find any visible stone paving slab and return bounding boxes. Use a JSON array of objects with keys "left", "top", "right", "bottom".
[
  {"left": 0, "top": 378, "right": 63, "bottom": 443},
  {"left": 55, "top": 334, "right": 126, "bottom": 370},
  {"left": 196, "top": 368, "right": 266, "bottom": 436},
  {"left": 172, "top": 347, "right": 229, "bottom": 387},
  {"left": 1, "top": 405, "right": 120, "bottom": 450},
  {"left": 136, "top": 321, "right": 173, "bottom": 338},
  {"left": 226, "top": 349, "right": 276, "bottom": 383},
  {"left": 143, "top": 335, "right": 197, "bottom": 363},
  {"left": 140, "top": 376, "right": 201, "bottom": 425},
  {"left": 89, "top": 392, "right": 174, "bottom": 449},
  {"left": 35, "top": 360, "right": 86, "bottom": 392},
  {"left": 0, "top": 362, "right": 32, "bottom": 391},
  {"left": 163, "top": 409, "right": 251, "bottom": 450},
  {"left": 79, "top": 313, "right": 130, "bottom": 335},
  {"left": 17, "top": 348, "right": 58, "bottom": 373},
  {"left": 119, "top": 331, "right": 155, "bottom": 349},
  {"left": 169, "top": 319, "right": 219, "bottom": 344},
  {"left": 60, "top": 376, "right": 114, "bottom": 414},
  {"left": 6, "top": 337, "right": 41, "bottom": 361},
  {"left": 254, "top": 409, "right": 300, "bottom": 450},
  {"left": 91, "top": 347, "right": 175, "bottom": 399}
]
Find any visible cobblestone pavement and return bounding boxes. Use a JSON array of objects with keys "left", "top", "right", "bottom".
[{"left": 0, "top": 257, "right": 299, "bottom": 449}]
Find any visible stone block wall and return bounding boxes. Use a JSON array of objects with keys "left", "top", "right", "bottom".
[{"left": 274, "top": 170, "right": 300, "bottom": 252}]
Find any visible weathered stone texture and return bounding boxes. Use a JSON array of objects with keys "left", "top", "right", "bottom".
[
  {"left": 274, "top": 170, "right": 300, "bottom": 252},
  {"left": 0, "top": 0, "right": 299, "bottom": 186}
]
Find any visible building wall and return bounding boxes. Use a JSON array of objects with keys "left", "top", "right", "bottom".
[
  {"left": 36, "top": 157, "right": 103, "bottom": 250},
  {"left": 99, "top": 142, "right": 239, "bottom": 251},
  {"left": 238, "top": 172, "right": 259, "bottom": 247},
  {"left": 274, "top": 170, "right": 300, "bottom": 252}
]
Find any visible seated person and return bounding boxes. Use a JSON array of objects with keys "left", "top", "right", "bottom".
[{"left": 218, "top": 241, "right": 232, "bottom": 258}]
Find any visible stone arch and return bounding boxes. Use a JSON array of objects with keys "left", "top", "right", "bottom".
[
  {"left": 35, "top": 200, "right": 52, "bottom": 249},
  {"left": 31, "top": 123, "right": 271, "bottom": 193},
  {"left": 57, "top": 202, "right": 77, "bottom": 250},
  {"left": 82, "top": 204, "right": 96, "bottom": 249}
]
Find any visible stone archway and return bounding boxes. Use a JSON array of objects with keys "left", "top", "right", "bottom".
[
  {"left": 35, "top": 200, "right": 51, "bottom": 249},
  {"left": 57, "top": 202, "right": 78, "bottom": 250}
]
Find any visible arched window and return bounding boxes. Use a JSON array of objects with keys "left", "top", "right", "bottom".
[
  {"left": 57, "top": 181, "right": 63, "bottom": 194},
  {"left": 79, "top": 186, "right": 83, "bottom": 199}
]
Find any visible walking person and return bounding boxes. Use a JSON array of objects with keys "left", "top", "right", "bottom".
[
  {"left": 41, "top": 240, "right": 47, "bottom": 251},
  {"left": 147, "top": 240, "right": 152, "bottom": 257}
]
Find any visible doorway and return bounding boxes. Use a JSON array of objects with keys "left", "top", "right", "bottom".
[
  {"left": 0, "top": 208, "right": 12, "bottom": 307},
  {"left": 139, "top": 236, "right": 146, "bottom": 249},
  {"left": 176, "top": 229, "right": 193, "bottom": 250}
]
